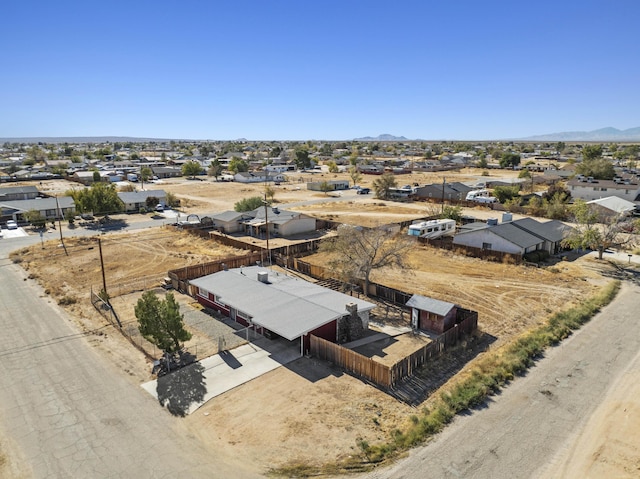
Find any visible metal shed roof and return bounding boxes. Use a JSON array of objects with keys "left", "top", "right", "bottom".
[
  {"left": 406, "top": 295, "right": 456, "bottom": 316},
  {"left": 190, "top": 267, "right": 375, "bottom": 341}
]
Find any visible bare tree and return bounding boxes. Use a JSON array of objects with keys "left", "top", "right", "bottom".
[
  {"left": 320, "top": 224, "right": 413, "bottom": 295},
  {"left": 562, "top": 199, "right": 640, "bottom": 259}
]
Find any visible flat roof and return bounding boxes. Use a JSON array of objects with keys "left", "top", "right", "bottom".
[{"left": 190, "top": 266, "right": 375, "bottom": 341}]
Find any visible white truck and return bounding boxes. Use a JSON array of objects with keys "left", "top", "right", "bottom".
[{"left": 127, "top": 173, "right": 138, "bottom": 182}]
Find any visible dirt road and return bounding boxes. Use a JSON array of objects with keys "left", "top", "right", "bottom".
[{"left": 364, "top": 282, "right": 640, "bottom": 479}]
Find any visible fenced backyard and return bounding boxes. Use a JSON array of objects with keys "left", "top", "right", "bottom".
[{"left": 310, "top": 312, "right": 478, "bottom": 392}]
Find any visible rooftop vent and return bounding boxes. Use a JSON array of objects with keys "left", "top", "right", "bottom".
[
  {"left": 487, "top": 218, "right": 498, "bottom": 226},
  {"left": 257, "top": 271, "right": 269, "bottom": 283}
]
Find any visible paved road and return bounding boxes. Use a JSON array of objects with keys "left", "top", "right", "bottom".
[
  {"left": 0, "top": 246, "right": 260, "bottom": 477},
  {"left": 365, "top": 282, "right": 640, "bottom": 479}
]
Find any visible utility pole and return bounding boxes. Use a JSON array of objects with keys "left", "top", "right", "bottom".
[
  {"left": 55, "top": 196, "right": 68, "bottom": 256},
  {"left": 98, "top": 237, "right": 108, "bottom": 297},
  {"left": 263, "top": 193, "right": 271, "bottom": 265}
]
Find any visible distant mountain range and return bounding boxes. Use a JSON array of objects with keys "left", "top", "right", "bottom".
[
  {"left": 518, "top": 127, "right": 640, "bottom": 142},
  {"left": 353, "top": 134, "right": 409, "bottom": 141}
]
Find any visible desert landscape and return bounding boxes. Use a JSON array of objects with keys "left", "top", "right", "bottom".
[{"left": 8, "top": 169, "right": 626, "bottom": 474}]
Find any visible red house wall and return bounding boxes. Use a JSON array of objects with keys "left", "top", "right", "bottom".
[{"left": 303, "top": 319, "right": 337, "bottom": 354}]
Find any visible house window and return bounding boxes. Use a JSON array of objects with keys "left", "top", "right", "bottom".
[
  {"left": 214, "top": 294, "right": 223, "bottom": 305},
  {"left": 45, "top": 209, "right": 56, "bottom": 217},
  {"left": 236, "top": 309, "right": 249, "bottom": 320},
  {"left": 600, "top": 188, "right": 607, "bottom": 192},
  {"left": 482, "top": 242, "right": 492, "bottom": 250}
]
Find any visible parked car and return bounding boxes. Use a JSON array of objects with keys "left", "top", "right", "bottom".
[
  {"left": 155, "top": 204, "right": 165, "bottom": 212},
  {"left": 6, "top": 220, "right": 18, "bottom": 230},
  {"left": 357, "top": 188, "right": 370, "bottom": 195}
]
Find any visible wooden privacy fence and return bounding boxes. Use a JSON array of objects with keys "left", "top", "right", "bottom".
[
  {"left": 168, "top": 252, "right": 264, "bottom": 292},
  {"left": 311, "top": 312, "right": 478, "bottom": 390},
  {"left": 310, "top": 335, "right": 392, "bottom": 388},
  {"left": 389, "top": 313, "right": 478, "bottom": 386}
]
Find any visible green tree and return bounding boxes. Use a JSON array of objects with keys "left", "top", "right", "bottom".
[
  {"left": 182, "top": 160, "right": 202, "bottom": 178},
  {"left": 492, "top": 185, "right": 520, "bottom": 203},
  {"left": 140, "top": 167, "right": 153, "bottom": 189},
  {"left": 264, "top": 185, "right": 276, "bottom": 203},
  {"left": 165, "top": 192, "right": 180, "bottom": 208},
  {"left": 349, "top": 166, "right": 362, "bottom": 187},
  {"left": 372, "top": 173, "right": 397, "bottom": 200},
  {"left": 575, "top": 158, "right": 615, "bottom": 180},
  {"left": 320, "top": 224, "right": 413, "bottom": 296},
  {"left": 68, "top": 183, "right": 124, "bottom": 215},
  {"left": 326, "top": 161, "right": 339, "bottom": 173},
  {"left": 135, "top": 291, "right": 192, "bottom": 354},
  {"left": 294, "top": 147, "right": 311, "bottom": 170},
  {"left": 556, "top": 142, "right": 566, "bottom": 154},
  {"left": 145, "top": 196, "right": 160, "bottom": 209},
  {"left": 319, "top": 181, "right": 332, "bottom": 195},
  {"left": 234, "top": 196, "right": 264, "bottom": 212},
  {"left": 207, "top": 159, "right": 223, "bottom": 180},
  {"left": 24, "top": 209, "right": 46, "bottom": 229},
  {"left": 93, "top": 171, "right": 101, "bottom": 183},
  {"left": 499, "top": 152, "right": 521, "bottom": 168},
  {"left": 228, "top": 157, "right": 248, "bottom": 174},
  {"left": 441, "top": 205, "right": 463, "bottom": 222},
  {"left": 476, "top": 156, "right": 488, "bottom": 169},
  {"left": 582, "top": 144, "right": 603, "bottom": 161}
]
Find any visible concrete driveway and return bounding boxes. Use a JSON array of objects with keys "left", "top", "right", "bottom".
[{"left": 141, "top": 337, "right": 300, "bottom": 416}]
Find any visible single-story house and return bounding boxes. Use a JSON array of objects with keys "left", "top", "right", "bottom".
[
  {"left": 586, "top": 196, "right": 637, "bottom": 219},
  {"left": 190, "top": 266, "right": 376, "bottom": 355},
  {"left": 209, "top": 211, "right": 253, "bottom": 234},
  {"left": 509, "top": 217, "right": 573, "bottom": 255},
  {"left": 0, "top": 196, "right": 76, "bottom": 222},
  {"left": 242, "top": 206, "right": 316, "bottom": 238},
  {"left": 0, "top": 185, "right": 40, "bottom": 201},
  {"left": 414, "top": 182, "right": 473, "bottom": 201},
  {"left": 72, "top": 171, "right": 99, "bottom": 185},
  {"left": 306, "top": 180, "right": 350, "bottom": 191},
  {"left": 234, "top": 172, "right": 285, "bottom": 183},
  {"left": 406, "top": 294, "right": 458, "bottom": 334},
  {"left": 453, "top": 221, "right": 544, "bottom": 256},
  {"left": 118, "top": 190, "right": 167, "bottom": 212},
  {"left": 150, "top": 166, "right": 182, "bottom": 179}
]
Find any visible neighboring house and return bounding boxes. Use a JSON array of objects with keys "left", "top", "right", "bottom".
[
  {"left": 586, "top": 196, "right": 637, "bottom": 219},
  {"left": 0, "top": 196, "right": 75, "bottom": 222},
  {"left": 234, "top": 172, "right": 285, "bottom": 183},
  {"left": 210, "top": 206, "right": 317, "bottom": 237},
  {"left": 567, "top": 177, "right": 640, "bottom": 203},
  {"left": 72, "top": 171, "right": 99, "bottom": 185},
  {"left": 509, "top": 217, "right": 573, "bottom": 254},
  {"left": 190, "top": 266, "right": 376, "bottom": 355},
  {"left": 243, "top": 206, "right": 316, "bottom": 237},
  {"left": 453, "top": 221, "right": 544, "bottom": 256},
  {"left": 151, "top": 166, "right": 182, "bottom": 179},
  {"left": 209, "top": 211, "right": 253, "bottom": 234},
  {"left": 264, "top": 164, "right": 296, "bottom": 173},
  {"left": 306, "top": 180, "right": 350, "bottom": 191},
  {"left": 0, "top": 185, "right": 40, "bottom": 201},
  {"left": 406, "top": 294, "right": 457, "bottom": 334},
  {"left": 118, "top": 190, "right": 167, "bottom": 212},
  {"left": 414, "top": 182, "right": 473, "bottom": 201}
]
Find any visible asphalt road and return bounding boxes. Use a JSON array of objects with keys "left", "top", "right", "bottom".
[
  {"left": 365, "top": 282, "right": 640, "bottom": 479},
  {"left": 0, "top": 242, "right": 260, "bottom": 478}
]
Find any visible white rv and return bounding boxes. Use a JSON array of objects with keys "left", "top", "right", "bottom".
[
  {"left": 466, "top": 189, "right": 497, "bottom": 203},
  {"left": 407, "top": 219, "right": 456, "bottom": 239}
]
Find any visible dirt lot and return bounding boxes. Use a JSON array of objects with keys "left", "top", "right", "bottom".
[{"left": 10, "top": 168, "right": 622, "bottom": 475}]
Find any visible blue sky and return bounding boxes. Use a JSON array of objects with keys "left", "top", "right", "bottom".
[{"left": 2, "top": 0, "right": 638, "bottom": 140}]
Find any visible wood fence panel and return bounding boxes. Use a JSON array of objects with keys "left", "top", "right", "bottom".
[{"left": 310, "top": 336, "right": 392, "bottom": 389}]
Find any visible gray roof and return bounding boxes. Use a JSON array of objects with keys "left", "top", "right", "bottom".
[
  {"left": 211, "top": 211, "right": 251, "bottom": 222},
  {"left": 486, "top": 222, "right": 543, "bottom": 249},
  {"left": 117, "top": 190, "right": 166, "bottom": 203},
  {"left": 0, "top": 196, "right": 75, "bottom": 212},
  {"left": 511, "top": 218, "right": 572, "bottom": 243},
  {"left": 0, "top": 185, "right": 39, "bottom": 196},
  {"left": 190, "top": 266, "right": 375, "bottom": 341},
  {"left": 406, "top": 295, "right": 456, "bottom": 316}
]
